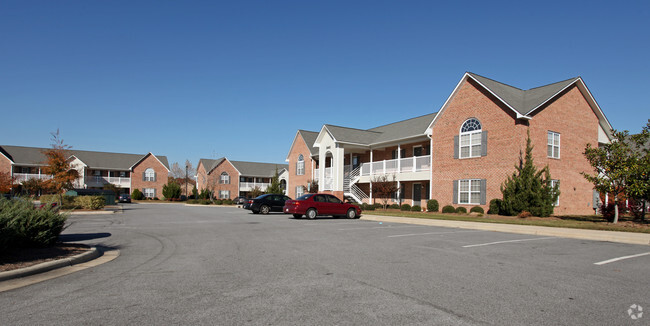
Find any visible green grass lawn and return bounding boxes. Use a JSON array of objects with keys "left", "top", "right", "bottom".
[{"left": 364, "top": 210, "right": 650, "bottom": 234}]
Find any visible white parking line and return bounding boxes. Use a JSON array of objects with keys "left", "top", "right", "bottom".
[
  {"left": 594, "top": 252, "right": 650, "bottom": 265},
  {"left": 339, "top": 225, "right": 427, "bottom": 231},
  {"left": 462, "top": 237, "right": 555, "bottom": 248},
  {"left": 388, "top": 230, "right": 486, "bottom": 238}
]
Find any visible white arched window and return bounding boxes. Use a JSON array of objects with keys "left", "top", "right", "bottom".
[
  {"left": 220, "top": 172, "right": 230, "bottom": 184},
  {"left": 296, "top": 154, "right": 305, "bottom": 175},
  {"left": 458, "top": 118, "right": 484, "bottom": 158},
  {"left": 144, "top": 168, "right": 156, "bottom": 181}
]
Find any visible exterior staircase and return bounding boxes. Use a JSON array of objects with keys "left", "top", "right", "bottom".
[{"left": 344, "top": 166, "right": 368, "bottom": 204}]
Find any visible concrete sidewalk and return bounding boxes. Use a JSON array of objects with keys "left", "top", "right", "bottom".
[{"left": 361, "top": 214, "right": 650, "bottom": 246}]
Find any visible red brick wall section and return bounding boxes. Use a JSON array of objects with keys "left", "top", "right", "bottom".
[
  {"left": 131, "top": 154, "right": 169, "bottom": 199},
  {"left": 0, "top": 155, "right": 12, "bottom": 176},
  {"left": 209, "top": 160, "right": 239, "bottom": 199},
  {"left": 196, "top": 162, "right": 209, "bottom": 192},
  {"left": 431, "top": 79, "right": 601, "bottom": 215},
  {"left": 287, "top": 133, "right": 315, "bottom": 199}
]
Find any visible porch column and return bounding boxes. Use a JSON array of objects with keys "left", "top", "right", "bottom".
[
  {"left": 397, "top": 144, "right": 401, "bottom": 174},
  {"left": 333, "top": 144, "right": 345, "bottom": 191},
  {"left": 318, "top": 145, "right": 326, "bottom": 192},
  {"left": 369, "top": 150, "right": 373, "bottom": 176},
  {"left": 429, "top": 136, "right": 433, "bottom": 200}
]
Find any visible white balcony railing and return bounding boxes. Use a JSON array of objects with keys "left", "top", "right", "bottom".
[
  {"left": 360, "top": 155, "right": 431, "bottom": 176},
  {"left": 240, "top": 182, "right": 271, "bottom": 191},
  {"left": 85, "top": 176, "right": 131, "bottom": 187},
  {"left": 14, "top": 173, "right": 53, "bottom": 183}
]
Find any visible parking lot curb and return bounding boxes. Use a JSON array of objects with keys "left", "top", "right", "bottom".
[
  {"left": 361, "top": 215, "right": 650, "bottom": 246},
  {"left": 0, "top": 247, "right": 101, "bottom": 282}
]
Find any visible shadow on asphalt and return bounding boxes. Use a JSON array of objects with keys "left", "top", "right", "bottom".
[{"left": 59, "top": 232, "right": 112, "bottom": 242}]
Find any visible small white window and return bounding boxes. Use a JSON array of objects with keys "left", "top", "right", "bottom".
[
  {"left": 144, "top": 188, "right": 155, "bottom": 198},
  {"left": 550, "top": 180, "right": 560, "bottom": 206},
  {"left": 219, "top": 190, "right": 230, "bottom": 199},
  {"left": 459, "top": 179, "right": 481, "bottom": 204},
  {"left": 296, "top": 186, "right": 304, "bottom": 198},
  {"left": 548, "top": 131, "right": 560, "bottom": 159},
  {"left": 297, "top": 154, "right": 305, "bottom": 175},
  {"left": 459, "top": 118, "right": 482, "bottom": 158},
  {"left": 220, "top": 172, "right": 230, "bottom": 184},
  {"left": 144, "top": 168, "right": 155, "bottom": 181}
]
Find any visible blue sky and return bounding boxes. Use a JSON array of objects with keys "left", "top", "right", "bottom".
[{"left": 1, "top": 1, "right": 648, "bottom": 169}]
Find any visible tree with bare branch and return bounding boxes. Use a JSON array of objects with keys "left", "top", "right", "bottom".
[
  {"left": 42, "top": 129, "right": 79, "bottom": 205},
  {"left": 371, "top": 174, "right": 400, "bottom": 209}
]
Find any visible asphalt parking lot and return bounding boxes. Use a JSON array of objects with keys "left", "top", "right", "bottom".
[{"left": 0, "top": 204, "right": 648, "bottom": 325}]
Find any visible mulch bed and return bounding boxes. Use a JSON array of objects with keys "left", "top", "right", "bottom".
[{"left": 0, "top": 244, "right": 91, "bottom": 272}]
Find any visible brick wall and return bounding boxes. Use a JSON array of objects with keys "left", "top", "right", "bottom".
[
  {"left": 0, "top": 155, "right": 12, "bottom": 176},
  {"left": 196, "top": 162, "right": 209, "bottom": 192},
  {"left": 209, "top": 160, "right": 239, "bottom": 199},
  {"left": 131, "top": 154, "right": 169, "bottom": 199},
  {"left": 287, "top": 133, "right": 315, "bottom": 198}
]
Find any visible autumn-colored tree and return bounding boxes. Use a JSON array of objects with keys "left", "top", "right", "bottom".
[
  {"left": 304, "top": 179, "right": 318, "bottom": 193},
  {"left": 42, "top": 130, "right": 79, "bottom": 205},
  {"left": 249, "top": 186, "right": 264, "bottom": 198},
  {"left": 0, "top": 171, "right": 16, "bottom": 194},
  {"left": 371, "top": 174, "right": 400, "bottom": 209},
  {"left": 22, "top": 178, "right": 52, "bottom": 196}
]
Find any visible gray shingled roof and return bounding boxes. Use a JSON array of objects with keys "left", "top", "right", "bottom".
[
  {"left": 324, "top": 125, "right": 381, "bottom": 145},
  {"left": 230, "top": 161, "right": 288, "bottom": 177},
  {"left": 198, "top": 157, "right": 225, "bottom": 173},
  {"left": 468, "top": 72, "right": 579, "bottom": 116},
  {"left": 0, "top": 145, "right": 169, "bottom": 170},
  {"left": 321, "top": 113, "right": 438, "bottom": 146},
  {"left": 297, "top": 130, "right": 319, "bottom": 156}
]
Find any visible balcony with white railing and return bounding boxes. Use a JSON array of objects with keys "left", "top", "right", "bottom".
[
  {"left": 358, "top": 155, "right": 431, "bottom": 182},
  {"left": 240, "top": 182, "right": 271, "bottom": 191},
  {"left": 14, "top": 173, "right": 53, "bottom": 183},
  {"left": 85, "top": 176, "right": 131, "bottom": 187}
]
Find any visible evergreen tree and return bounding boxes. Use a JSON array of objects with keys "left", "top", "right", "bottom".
[
  {"left": 500, "top": 130, "right": 559, "bottom": 217},
  {"left": 162, "top": 181, "right": 181, "bottom": 200},
  {"left": 265, "top": 168, "right": 284, "bottom": 194}
]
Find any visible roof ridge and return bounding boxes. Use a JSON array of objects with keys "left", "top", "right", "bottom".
[
  {"left": 230, "top": 160, "right": 288, "bottom": 165},
  {"left": 369, "top": 112, "right": 438, "bottom": 130},
  {"left": 324, "top": 124, "right": 382, "bottom": 134},
  {"left": 467, "top": 72, "right": 524, "bottom": 91},
  {"left": 524, "top": 77, "right": 579, "bottom": 91}
]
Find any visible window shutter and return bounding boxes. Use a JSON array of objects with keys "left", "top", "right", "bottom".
[
  {"left": 142, "top": 172, "right": 145, "bottom": 181},
  {"left": 452, "top": 180, "right": 458, "bottom": 204},
  {"left": 480, "top": 179, "right": 487, "bottom": 205},
  {"left": 153, "top": 188, "right": 157, "bottom": 198},
  {"left": 295, "top": 162, "right": 298, "bottom": 175},
  {"left": 481, "top": 131, "right": 488, "bottom": 157},
  {"left": 154, "top": 172, "right": 157, "bottom": 182},
  {"left": 453, "top": 136, "right": 459, "bottom": 159}
]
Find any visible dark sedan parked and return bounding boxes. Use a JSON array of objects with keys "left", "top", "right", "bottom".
[
  {"left": 250, "top": 194, "right": 292, "bottom": 214},
  {"left": 283, "top": 193, "right": 361, "bottom": 219}
]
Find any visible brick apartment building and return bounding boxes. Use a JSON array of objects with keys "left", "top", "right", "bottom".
[
  {"left": 0, "top": 145, "right": 170, "bottom": 198},
  {"left": 286, "top": 72, "right": 613, "bottom": 215},
  {"left": 196, "top": 158, "right": 288, "bottom": 199}
]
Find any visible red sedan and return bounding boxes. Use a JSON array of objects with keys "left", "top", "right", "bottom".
[{"left": 284, "top": 193, "right": 362, "bottom": 219}]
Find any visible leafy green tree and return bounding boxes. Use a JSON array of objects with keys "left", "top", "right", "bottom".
[
  {"left": 162, "top": 180, "right": 182, "bottom": 200},
  {"left": 265, "top": 169, "right": 284, "bottom": 194},
  {"left": 500, "top": 130, "right": 558, "bottom": 217},
  {"left": 626, "top": 121, "right": 650, "bottom": 219},
  {"left": 131, "top": 189, "right": 144, "bottom": 200},
  {"left": 249, "top": 186, "right": 264, "bottom": 198},
  {"left": 191, "top": 186, "right": 199, "bottom": 199}
]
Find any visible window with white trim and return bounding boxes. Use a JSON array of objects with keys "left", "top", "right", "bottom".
[
  {"left": 220, "top": 172, "right": 230, "bottom": 184},
  {"left": 144, "top": 168, "right": 155, "bottom": 181},
  {"left": 547, "top": 131, "right": 560, "bottom": 159},
  {"left": 144, "top": 188, "right": 155, "bottom": 198},
  {"left": 459, "top": 179, "right": 481, "bottom": 204},
  {"left": 297, "top": 154, "right": 305, "bottom": 175},
  {"left": 459, "top": 118, "right": 482, "bottom": 158},
  {"left": 296, "top": 186, "right": 304, "bottom": 198},
  {"left": 550, "top": 180, "right": 560, "bottom": 206},
  {"left": 219, "top": 190, "right": 230, "bottom": 199}
]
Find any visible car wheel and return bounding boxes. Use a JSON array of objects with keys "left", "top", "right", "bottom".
[
  {"left": 260, "top": 205, "right": 270, "bottom": 215},
  {"left": 346, "top": 208, "right": 357, "bottom": 219},
  {"left": 306, "top": 208, "right": 317, "bottom": 219},
  {"left": 293, "top": 214, "right": 302, "bottom": 219}
]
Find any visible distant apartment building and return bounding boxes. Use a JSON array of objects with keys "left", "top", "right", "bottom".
[
  {"left": 286, "top": 72, "right": 614, "bottom": 215},
  {"left": 196, "top": 158, "right": 288, "bottom": 199},
  {"left": 0, "top": 145, "right": 170, "bottom": 198}
]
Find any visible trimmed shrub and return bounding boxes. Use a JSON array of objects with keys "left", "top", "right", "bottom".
[
  {"left": 427, "top": 199, "right": 439, "bottom": 212},
  {"left": 0, "top": 197, "right": 67, "bottom": 252},
  {"left": 400, "top": 204, "right": 411, "bottom": 211},
  {"left": 442, "top": 205, "right": 455, "bottom": 213},
  {"left": 153, "top": 197, "right": 159, "bottom": 200},
  {"left": 162, "top": 182, "right": 181, "bottom": 200},
  {"left": 518, "top": 211, "right": 532, "bottom": 218},
  {"left": 215, "top": 199, "right": 223, "bottom": 205},
  {"left": 74, "top": 196, "right": 105, "bottom": 210},
  {"left": 373, "top": 203, "right": 383, "bottom": 209},
  {"left": 389, "top": 204, "right": 400, "bottom": 209},
  {"left": 470, "top": 206, "right": 484, "bottom": 214},
  {"left": 361, "top": 203, "right": 375, "bottom": 211},
  {"left": 455, "top": 207, "right": 467, "bottom": 214},
  {"left": 488, "top": 199, "right": 501, "bottom": 215},
  {"left": 411, "top": 205, "right": 421, "bottom": 212},
  {"left": 131, "top": 189, "right": 144, "bottom": 200},
  {"left": 201, "top": 200, "right": 210, "bottom": 205},
  {"left": 40, "top": 195, "right": 76, "bottom": 208},
  {"left": 224, "top": 199, "right": 234, "bottom": 205}
]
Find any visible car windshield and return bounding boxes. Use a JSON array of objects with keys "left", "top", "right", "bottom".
[
  {"left": 255, "top": 194, "right": 269, "bottom": 199},
  {"left": 297, "top": 194, "right": 314, "bottom": 201}
]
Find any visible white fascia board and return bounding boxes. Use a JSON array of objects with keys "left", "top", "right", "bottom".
[
  {"left": 575, "top": 78, "right": 614, "bottom": 140},
  {"left": 525, "top": 79, "right": 578, "bottom": 116},
  {"left": 130, "top": 153, "right": 171, "bottom": 172},
  {"left": 314, "top": 125, "right": 336, "bottom": 146},
  {"left": 223, "top": 158, "right": 242, "bottom": 176},
  {"left": 285, "top": 130, "right": 301, "bottom": 162},
  {"left": 369, "top": 134, "right": 430, "bottom": 147},
  {"left": 67, "top": 155, "right": 88, "bottom": 167},
  {"left": 337, "top": 141, "right": 371, "bottom": 147},
  {"left": 428, "top": 73, "right": 471, "bottom": 130},
  {"left": 0, "top": 150, "right": 14, "bottom": 164},
  {"left": 466, "top": 74, "right": 525, "bottom": 119}
]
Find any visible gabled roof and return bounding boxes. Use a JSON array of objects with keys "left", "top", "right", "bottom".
[
  {"left": 467, "top": 72, "right": 579, "bottom": 116},
  {"left": 323, "top": 124, "right": 382, "bottom": 145},
  {"left": 129, "top": 152, "right": 171, "bottom": 172},
  {"left": 230, "top": 161, "right": 289, "bottom": 178},
  {"left": 298, "top": 130, "right": 319, "bottom": 155},
  {"left": 198, "top": 157, "right": 225, "bottom": 174},
  {"left": 0, "top": 145, "right": 170, "bottom": 170}
]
